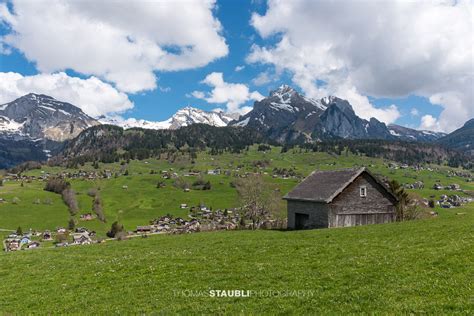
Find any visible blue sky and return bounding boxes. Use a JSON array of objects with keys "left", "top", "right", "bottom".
[{"left": 0, "top": 0, "right": 471, "bottom": 132}]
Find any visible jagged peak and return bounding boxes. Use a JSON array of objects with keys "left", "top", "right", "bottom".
[
  {"left": 179, "top": 105, "right": 201, "bottom": 112},
  {"left": 323, "top": 96, "right": 354, "bottom": 113},
  {"left": 23, "top": 93, "right": 55, "bottom": 100},
  {"left": 270, "top": 84, "right": 297, "bottom": 97},
  {"left": 321, "top": 95, "right": 340, "bottom": 104}
]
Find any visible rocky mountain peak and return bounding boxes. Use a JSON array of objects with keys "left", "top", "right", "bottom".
[
  {"left": 322, "top": 96, "right": 355, "bottom": 115},
  {"left": 270, "top": 84, "right": 297, "bottom": 98},
  {"left": 0, "top": 93, "right": 98, "bottom": 142}
]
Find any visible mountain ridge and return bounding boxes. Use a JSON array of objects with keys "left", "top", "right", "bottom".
[
  {"left": 99, "top": 106, "right": 236, "bottom": 130},
  {"left": 0, "top": 89, "right": 469, "bottom": 168},
  {"left": 0, "top": 93, "right": 99, "bottom": 142}
]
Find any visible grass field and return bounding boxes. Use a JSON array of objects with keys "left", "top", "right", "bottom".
[
  {"left": 0, "top": 146, "right": 473, "bottom": 313},
  {"left": 0, "top": 204, "right": 472, "bottom": 314},
  {"left": 1, "top": 146, "right": 472, "bottom": 237}
]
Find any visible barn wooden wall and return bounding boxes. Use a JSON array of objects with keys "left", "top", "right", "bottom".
[{"left": 328, "top": 173, "right": 396, "bottom": 227}]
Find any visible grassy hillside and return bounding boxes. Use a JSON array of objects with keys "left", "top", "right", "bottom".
[
  {"left": 0, "top": 206, "right": 473, "bottom": 314},
  {"left": 0, "top": 146, "right": 473, "bottom": 236},
  {"left": 0, "top": 146, "right": 473, "bottom": 313}
]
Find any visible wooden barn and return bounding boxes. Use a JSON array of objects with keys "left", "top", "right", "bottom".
[{"left": 284, "top": 167, "right": 398, "bottom": 229}]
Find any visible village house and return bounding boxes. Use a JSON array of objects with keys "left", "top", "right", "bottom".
[
  {"left": 42, "top": 230, "right": 52, "bottom": 240},
  {"left": 72, "top": 232, "right": 92, "bottom": 245},
  {"left": 56, "top": 227, "right": 67, "bottom": 234},
  {"left": 5, "top": 239, "right": 21, "bottom": 251},
  {"left": 284, "top": 168, "right": 398, "bottom": 229},
  {"left": 136, "top": 225, "right": 153, "bottom": 233},
  {"left": 26, "top": 241, "right": 40, "bottom": 249},
  {"left": 80, "top": 213, "right": 95, "bottom": 221}
]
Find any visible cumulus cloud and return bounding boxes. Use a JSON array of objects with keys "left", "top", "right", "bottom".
[
  {"left": 410, "top": 108, "right": 420, "bottom": 117},
  {"left": 248, "top": 0, "right": 473, "bottom": 130},
  {"left": 192, "top": 72, "right": 264, "bottom": 114},
  {"left": 252, "top": 71, "right": 275, "bottom": 86},
  {"left": 419, "top": 115, "right": 442, "bottom": 132},
  {"left": 235, "top": 65, "right": 245, "bottom": 72},
  {"left": 0, "top": 72, "right": 133, "bottom": 117},
  {"left": 0, "top": 0, "right": 228, "bottom": 93}
]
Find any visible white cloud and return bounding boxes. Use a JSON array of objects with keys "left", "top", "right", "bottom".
[
  {"left": 248, "top": 0, "right": 473, "bottom": 130},
  {"left": 252, "top": 71, "right": 274, "bottom": 86},
  {"left": 192, "top": 72, "right": 264, "bottom": 114},
  {"left": 235, "top": 65, "right": 245, "bottom": 72},
  {"left": 419, "top": 115, "right": 442, "bottom": 132},
  {"left": 0, "top": 72, "right": 133, "bottom": 117},
  {"left": 0, "top": 0, "right": 228, "bottom": 93},
  {"left": 410, "top": 108, "right": 420, "bottom": 117}
]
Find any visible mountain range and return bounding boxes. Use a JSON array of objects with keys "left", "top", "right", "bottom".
[
  {"left": 98, "top": 107, "right": 236, "bottom": 130},
  {"left": 0, "top": 87, "right": 471, "bottom": 168}
]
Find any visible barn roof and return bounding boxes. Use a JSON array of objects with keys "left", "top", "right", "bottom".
[{"left": 283, "top": 167, "right": 396, "bottom": 203}]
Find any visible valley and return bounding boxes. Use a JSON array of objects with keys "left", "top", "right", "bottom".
[
  {"left": 0, "top": 88, "right": 472, "bottom": 314},
  {"left": 0, "top": 144, "right": 472, "bottom": 313},
  {"left": 1, "top": 145, "right": 472, "bottom": 237}
]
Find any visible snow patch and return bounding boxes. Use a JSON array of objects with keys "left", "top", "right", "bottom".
[
  {"left": 389, "top": 129, "right": 401, "bottom": 137},
  {"left": 234, "top": 117, "right": 249, "bottom": 127}
]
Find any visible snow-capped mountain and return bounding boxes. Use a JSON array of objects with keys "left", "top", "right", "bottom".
[
  {"left": 231, "top": 85, "right": 393, "bottom": 142},
  {"left": 231, "top": 85, "right": 450, "bottom": 143},
  {"left": 232, "top": 85, "right": 329, "bottom": 141},
  {"left": 0, "top": 93, "right": 99, "bottom": 142},
  {"left": 388, "top": 124, "right": 446, "bottom": 142},
  {"left": 100, "top": 106, "right": 237, "bottom": 130}
]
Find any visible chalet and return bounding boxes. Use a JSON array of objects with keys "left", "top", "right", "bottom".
[
  {"left": 136, "top": 225, "right": 152, "bottom": 233},
  {"left": 26, "top": 241, "right": 40, "bottom": 249},
  {"left": 72, "top": 232, "right": 92, "bottom": 245},
  {"left": 42, "top": 231, "right": 52, "bottom": 240},
  {"left": 80, "top": 213, "right": 95, "bottom": 221},
  {"left": 284, "top": 168, "right": 397, "bottom": 229},
  {"left": 6, "top": 239, "right": 20, "bottom": 251},
  {"left": 20, "top": 236, "right": 31, "bottom": 245},
  {"left": 56, "top": 227, "right": 67, "bottom": 234}
]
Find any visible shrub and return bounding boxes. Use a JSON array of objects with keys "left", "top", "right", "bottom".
[
  {"left": 257, "top": 144, "right": 271, "bottom": 152},
  {"left": 93, "top": 195, "right": 106, "bottom": 222},
  {"left": 68, "top": 218, "right": 76, "bottom": 231},
  {"left": 62, "top": 189, "right": 79, "bottom": 216},
  {"left": 428, "top": 199, "right": 435, "bottom": 208},
  {"left": 55, "top": 233, "right": 68, "bottom": 244},
  {"left": 44, "top": 178, "right": 70, "bottom": 194},
  {"left": 87, "top": 188, "right": 98, "bottom": 197},
  {"left": 192, "top": 177, "right": 212, "bottom": 190},
  {"left": 107, "top": 221, "right": 124, "bottom": 238},
  {"left": 174, "top": 177, "right": 190, "bottom": 190}
]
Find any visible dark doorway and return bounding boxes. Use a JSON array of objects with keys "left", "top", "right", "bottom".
[{"left": 295, "top": 213, "right": 309, "bottom": 229}]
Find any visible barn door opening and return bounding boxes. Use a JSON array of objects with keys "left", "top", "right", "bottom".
[{"left": 295, "top": 213, "right": 309, "bottom": 229}]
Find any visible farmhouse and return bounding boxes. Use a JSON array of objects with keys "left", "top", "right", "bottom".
[
  {"left": 72, "top": 232, "right": 92, "bottom": 245},
  {"left": 284, "top": 168, "right": 397, "bottom": 229}
]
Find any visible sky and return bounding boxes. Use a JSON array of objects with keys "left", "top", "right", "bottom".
[{"left": 0, "top": 0, "right": 472, "bottom": 132}]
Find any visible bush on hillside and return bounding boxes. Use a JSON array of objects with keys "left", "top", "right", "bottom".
[
  {"left": 44, "top": 178, "right": 70, "bottom": 194},
  {"left": 62, "top": 188, "right": 79, "bottom": 216}
]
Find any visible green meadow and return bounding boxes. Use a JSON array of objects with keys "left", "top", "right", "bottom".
[
  {"left": 0, "top": 205, "right": 473, "bottom": 314},
  {"left": 1, "top": 146, "right": 472, "bottom": 237},
  {"left": 0, "top": 146, "right": 473, "bottom": 313}
]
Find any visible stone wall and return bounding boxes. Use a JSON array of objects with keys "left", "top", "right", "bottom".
[{"left": 287, "top": 200, "right": 329, "bottom": 229}]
